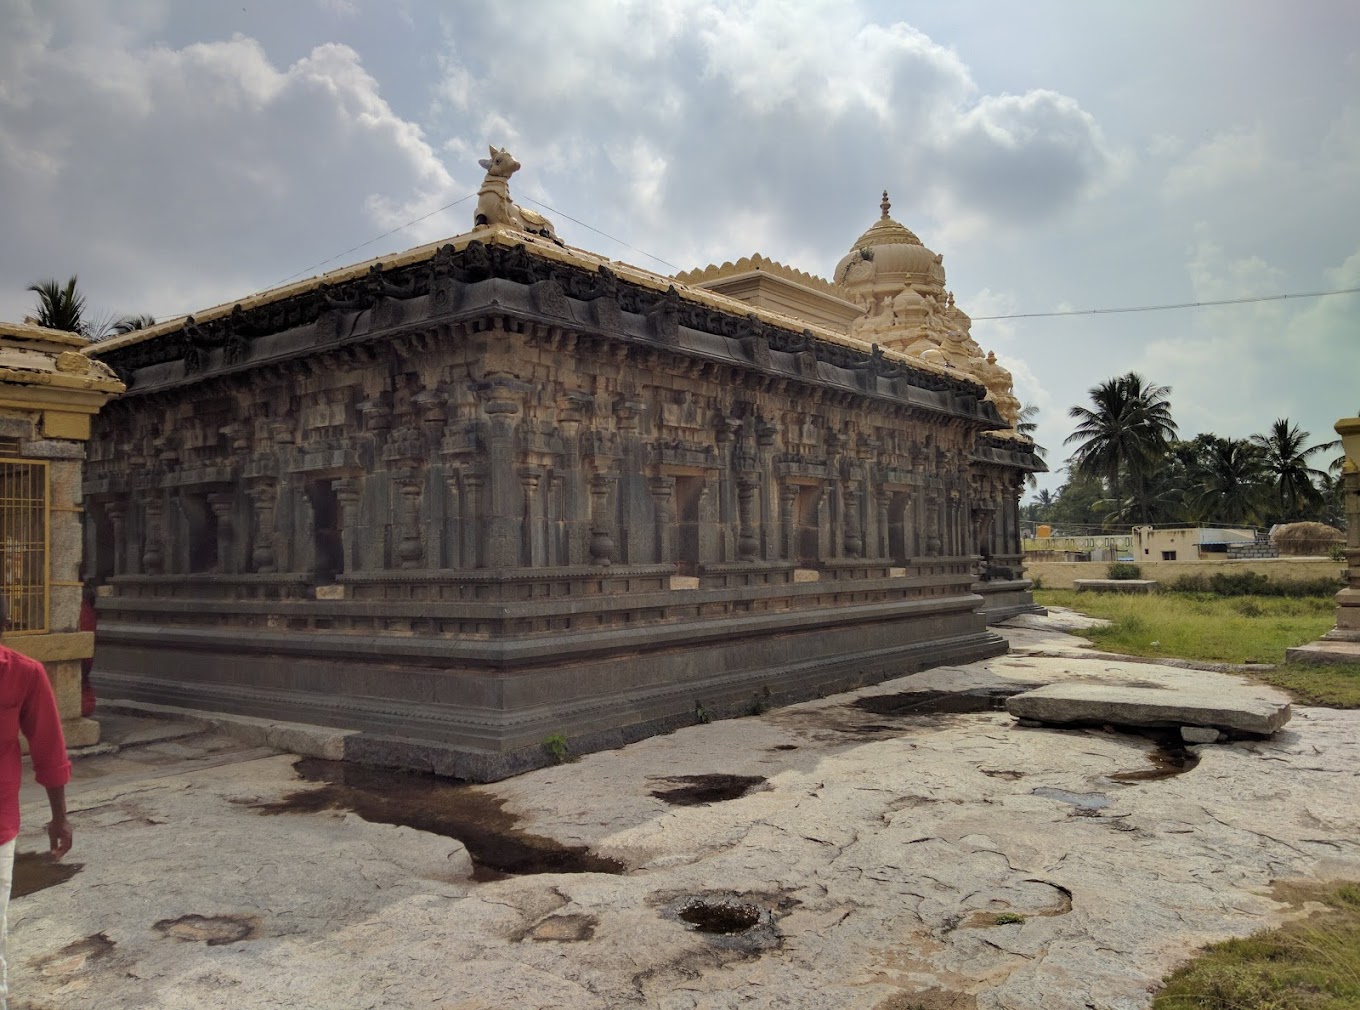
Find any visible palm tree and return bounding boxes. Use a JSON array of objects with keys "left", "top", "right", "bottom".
[
  {"left": 27, "top": 276, "right": 87, "bottom": 333},
  {"left": 1015, "top": 402, "right": 1049, "bottom": 488},
  {"left": 1064, "top": 372, "right": 1178, "bottom": 524},
  {"left": 1186, "top": 437, "right": 1268, "bottom": 525},
  {"left": 111, "top": 314, "right": 156, "bottom": 336},
  {"left": 1249, "top": 419, "right": 1331, "bottom": 523}
]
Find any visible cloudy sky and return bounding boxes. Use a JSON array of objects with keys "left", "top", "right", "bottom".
[{"left": 2, "top": 0, "right": 1357, "bottom": 493}]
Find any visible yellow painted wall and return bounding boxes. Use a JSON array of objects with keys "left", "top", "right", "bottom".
[{"left": 1027, "top": 557, "right": 1344, "bottom": 590}]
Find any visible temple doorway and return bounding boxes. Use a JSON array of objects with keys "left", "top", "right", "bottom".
[{"left": 674, "top": 476, "right": 704, "bottom": 577}]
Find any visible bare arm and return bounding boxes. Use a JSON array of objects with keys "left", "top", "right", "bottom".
[{"left": 46, "top": 785, "right": 71, "bottom": 859}]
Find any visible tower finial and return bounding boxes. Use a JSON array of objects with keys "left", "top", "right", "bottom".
[{"left": 880, "top": 190, "right": 891, "bottom": 219}]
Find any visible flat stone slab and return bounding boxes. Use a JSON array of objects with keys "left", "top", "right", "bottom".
[
  {"left": 1006, "top": 681, "right": 1291, "bottom": 736},
  {"left": 1286, "top": 639, "right": 1360, "bottom": 665}
]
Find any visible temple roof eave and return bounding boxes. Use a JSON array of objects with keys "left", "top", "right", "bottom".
[{"left": 84, "top": 225, "right": 984, "bottom": 394}]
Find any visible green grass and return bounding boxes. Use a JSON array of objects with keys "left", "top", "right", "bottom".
[
  {"left": 1035, "top": 590, "right": 1336, "bottom": 664},
  {"left": 1153, "top": 882, "right": 1360, "bottom": 1009},
  {"left": 1033, "top": 589, "right": 1360, "bottom": 707}
]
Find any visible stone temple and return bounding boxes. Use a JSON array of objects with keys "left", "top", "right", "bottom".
[{"left": 83, "top": 154, "right": 1043, "bottom": 779}]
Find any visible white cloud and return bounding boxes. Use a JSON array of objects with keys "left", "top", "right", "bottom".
[
  {"left": 1163, "top": 126, "right": 1270, "bottom": 200},
  {"left": 0, "top": 8, "right": 461, "bottom": 320}
]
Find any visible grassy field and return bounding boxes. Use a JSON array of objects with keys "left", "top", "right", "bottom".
[
  {"left": 1152, "top": 882, "right": 1360, "bottom": 1009},
  {"left": 1032, "top": 589, "right": 1360, "bottom": 708}
]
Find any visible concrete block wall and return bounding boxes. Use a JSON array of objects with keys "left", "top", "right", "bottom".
[{"left": 1026, "top": 556, "right": 1343, "bottom": 591}]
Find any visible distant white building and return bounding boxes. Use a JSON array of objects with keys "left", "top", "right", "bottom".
[{"left": 1131, "top": 526, "right": 1259, "bottom": 562}]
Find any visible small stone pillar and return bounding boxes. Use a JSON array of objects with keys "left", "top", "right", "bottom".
[{"left": 1291, "top": 417, "right": 1360, "bottom": 662}]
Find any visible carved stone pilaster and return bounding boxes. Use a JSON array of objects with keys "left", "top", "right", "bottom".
[
  {"left": 779, "top": 484, "right": 799, "bottom": 561},
  {"left": 394, "top": 467, "right": 425, "bottom": 569},
  {"left": 649, "top": 475, "right": 676, "bottom": 564},
  {"left": 875, "top": 490, "right": 890, "bottom": 561},
  {"left": 737, "top": 475, "right": 760, "bottom": 562},
  {"left": 589, "top": 472, "right": 618, "bottom": 566},
  {"left": 207, "top": 491, "right": 235, "bottom": 575},
  {"left": 842, "top": 485, "right": 863, "bottom": 559},
  {"left": 105, "top": 501, "right": 128, "bottom": 576},
  {"left": 142, "top": 496, "right": 165, "bottom": 575},
  {"left": 925, "top": 493, "right": 942, "bottom": 557},
  {"left": 334, "top": 478, "right": 361, "bottom": 574},
  {"left": 462, "top": 473, "right": 484, "bottom": 569},
  {"left": 247, "top": 482, "right": 278, "bottom": 573},
  {"left": 520, "top": 469, "right": 542, "bottom": 567}
]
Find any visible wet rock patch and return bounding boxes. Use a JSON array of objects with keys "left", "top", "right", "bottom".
[
  {"left": 255, "top": 758, "right": 623, "bottom": 879},
  {"left": 649, "top": 773, "right": 766, "bottom": 806}
]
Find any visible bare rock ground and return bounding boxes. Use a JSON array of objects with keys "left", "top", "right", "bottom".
[{"left": 9, "top": 613, "right": 1358, "bottom": 1009}]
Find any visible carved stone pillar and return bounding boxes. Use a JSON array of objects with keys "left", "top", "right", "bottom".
[
  {"left": 442, "top": 471, "right": 462, "bottom": 570},
  {"left": 737, "top": 474, "right": 760, "bottom": 562},
  {"left": 247, "top": 482, "right": 277, "bottom": 574},
  {"left": 649, "top": 475, "right": 676, "bottom": 565},
  {"left": 779, "top": 483, "right": 799, "bottom": 561},
  {"left": 842, "top": 484, "right": 863, "bottom": 559},
  {"left": 395, "top": 467, "right": 425, "bottom": 569},
  {"left": 589, "top": 472, "right": 618, "bottom": 566},
  {"left": 207, "top": 491, "right": 235, "bottom": 575},
  {"left": 142, "top": 496, "right": 165, "bottom": 575}
]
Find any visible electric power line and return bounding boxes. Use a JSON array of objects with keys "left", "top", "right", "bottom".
[
  {"left": 519, "top": 196, "right": 681, "bottom": 271},
  {"left": 270, "top": 192, "right": 479, "bottom": 288},
  {"left": 972, "top": 286, "right": 1360, "bottom": 321}
]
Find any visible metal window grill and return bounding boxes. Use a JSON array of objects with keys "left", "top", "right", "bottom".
[{"left": 0, "top": 459, "right": 48, "bottom": 634}]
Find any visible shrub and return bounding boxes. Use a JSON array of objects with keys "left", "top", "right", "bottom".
[
  {"left": 1107, "top": 562, "right": 1142, "bottom": 580},
  {"left": 1167, "top": 573, "right": 1342, "bottom": 597},
  {"left": 1331, "top": 544, "right": 1348, "bottom": 562}
]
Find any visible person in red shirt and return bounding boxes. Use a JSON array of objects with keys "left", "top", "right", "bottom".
[{"left": 0, "top": 598, "right": 72, "bottom": 1009}]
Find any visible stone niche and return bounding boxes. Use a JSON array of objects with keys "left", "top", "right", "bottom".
[{"left": 85, "top": 224, "right": 1042, "bottom": 780}]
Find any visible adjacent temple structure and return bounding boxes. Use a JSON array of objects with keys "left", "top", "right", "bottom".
[{"left": 84, "top": 154, "right": 1043, "bottom": 778}]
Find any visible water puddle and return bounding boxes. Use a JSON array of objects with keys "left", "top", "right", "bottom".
[
  {"left": 678, "top": 898, "right": 762, "bottom": 934},
  {"left": 255, "top": 758, "right": 623, "bottom": 880},
  {"left": 13, "top": 852, "right": 82, "bottom": 898},
  {"left": 1106, "top": 731, "right": 1201, "bottom": 783},
  {"left": 853, "top": 688, "right": 1026, "bottom": 718},
  {"left": 656, "top": 890, "right": 789, "bottom": 955},
  {"left": 650, "top": 774, "right": 766, "bottom": 806}
]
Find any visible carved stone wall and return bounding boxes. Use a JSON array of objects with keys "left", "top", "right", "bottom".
[{"left": 85, "top": 231, "right": 1043, "bottom": 778}]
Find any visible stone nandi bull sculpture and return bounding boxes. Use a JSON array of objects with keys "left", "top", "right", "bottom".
[{"left": 474, "top": 146, "right": 561, "bottom": 244}]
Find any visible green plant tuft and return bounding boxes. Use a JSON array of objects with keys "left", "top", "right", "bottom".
[
  {"left": 543, "top": 732, "right": 570, "bottom": 764},
  {"left": 1107, "top": 562, "right": 1142, "bottom": 580},
  {"left": 993, "top": 912, "right": 1026, "bottom": 925},
  {"left": 694, "top": 702, "right": 712, "bottom": 724}
]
